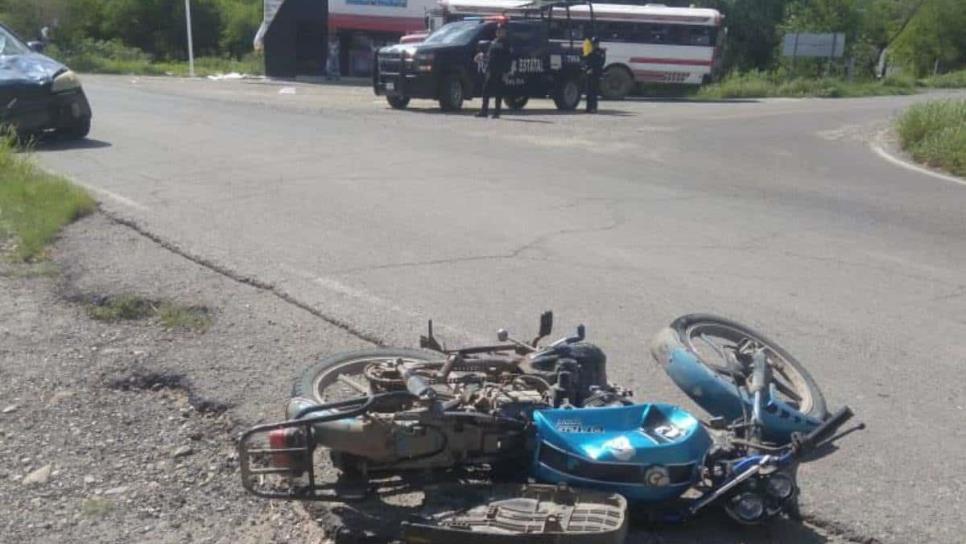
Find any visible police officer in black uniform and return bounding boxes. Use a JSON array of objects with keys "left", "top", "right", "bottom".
[
  {"left": 476, "top": 24, "right": 512, "bottom": 119},
  {"left": 582, "top": 36, "right": 605, "bottom": 113}
]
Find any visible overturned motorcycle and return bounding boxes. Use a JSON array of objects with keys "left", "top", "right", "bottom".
[{"left": 238, "top": 313, "right": 862, "bottom": 543}]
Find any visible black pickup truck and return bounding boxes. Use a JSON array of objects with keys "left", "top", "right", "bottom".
[{"left": 373, "top": 18, "right": 588, "bottom": 112}]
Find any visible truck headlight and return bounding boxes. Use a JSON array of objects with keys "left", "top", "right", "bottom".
[
  {"left": 52, "top": 70, "right": 81, "bottom": 93},
  {"left": 415, "top": 52, "right": 434, "bottom": 72}
]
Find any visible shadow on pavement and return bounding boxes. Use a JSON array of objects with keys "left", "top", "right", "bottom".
[
  {"left": 619, "top": 96, "right": 761, "bottom": 104},
  {"left": 303, "top": 470, "right": 832, "bottom": 544},
  {"left": 31, "top": 137, "right": 112, "bottom": 152},
  {"left": 400, "top": 106, "right": 635, "bottom": 118}
]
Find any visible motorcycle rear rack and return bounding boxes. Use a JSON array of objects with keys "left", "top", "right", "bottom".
[{"left": 237, "top": 392, "right": 413, "bottom": 501}]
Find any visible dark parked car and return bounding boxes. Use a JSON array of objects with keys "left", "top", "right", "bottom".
[{"left": 0, "top": 23, "right": 91, "bottom": 139}]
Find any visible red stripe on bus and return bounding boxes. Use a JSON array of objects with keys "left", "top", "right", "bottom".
[
  {"left": 328, "top": 13, "right": 426, "bottom": 33},
  {"left": 629, "top": 57, "right": 713, "bottom": 66}
]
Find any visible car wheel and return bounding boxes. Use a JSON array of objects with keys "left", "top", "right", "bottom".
[
  {"left": 553, "top": 77, "right": 581, "bottom": 111},
  {"left": 387, "top": 95, "right": 410, "bottom": 109},
  {"left": 57, "top": 118, "right": 91, "bottom": 140},
  {"left": 601, "top": 66, "right": 634, "bottom": 100},
  {"left": 503, "top": 96, "right": 529, "bottom": 110},
  {"left": 438, "top": 75, "right": 464, "bottom": 112}
]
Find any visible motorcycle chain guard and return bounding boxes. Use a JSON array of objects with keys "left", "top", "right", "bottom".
[{"left": 401, "top": 483, "right": 628, "bottom": 544}]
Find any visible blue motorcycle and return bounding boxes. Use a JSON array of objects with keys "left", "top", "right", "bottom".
[{"left": 239, "top": 313, "right": 861, "bottom": 540}]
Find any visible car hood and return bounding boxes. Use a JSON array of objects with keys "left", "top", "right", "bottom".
[
  {"left": 379, "top": 42, "right": 455, "bottom": 56},
  {"left": 0, "top": 53, "right": 67, "bottom": 91}
]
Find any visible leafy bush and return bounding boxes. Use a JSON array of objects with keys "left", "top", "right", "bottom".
[
  {"left": 697, "top": 70, "right": 916, "bottom": 99},
  {"left": 920, "top": 70, "right": 966, "bottom": 89},
  {"left": 896, "top": 99, "right": 966, "bottom": 176}
]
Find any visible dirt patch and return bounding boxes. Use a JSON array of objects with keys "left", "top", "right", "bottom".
[{"left": 0, "top": 211, "right": 370, "bottom": 543}]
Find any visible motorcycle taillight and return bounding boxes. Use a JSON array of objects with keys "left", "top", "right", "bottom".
[{"left": 267, "top": 428, "right": 307, "bottom": 473}]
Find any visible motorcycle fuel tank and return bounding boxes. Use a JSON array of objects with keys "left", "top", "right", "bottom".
[{"left": 531, "top": 404, "right": 712, "bottom": 502}]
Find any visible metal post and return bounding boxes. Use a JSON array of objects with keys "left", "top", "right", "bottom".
[{"left": 185, "top": 0, "right": 196, "bottom": 77}]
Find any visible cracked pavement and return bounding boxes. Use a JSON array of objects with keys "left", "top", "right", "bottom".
[{"left": 34, "top": 75, "right": 966, "bottom": 543}]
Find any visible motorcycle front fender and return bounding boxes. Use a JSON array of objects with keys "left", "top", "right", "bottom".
[{"left": 650, "top": 328, "right": 821, "bottom": 442}]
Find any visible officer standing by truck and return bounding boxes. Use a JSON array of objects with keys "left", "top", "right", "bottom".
[
  {"left": 475, "top": 24, "right": 512, "bottom": 119},
  {"left": 582, "top": 36, "right": 605, "bottom": 114}
]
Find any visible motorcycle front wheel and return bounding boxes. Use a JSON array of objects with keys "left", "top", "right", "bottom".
[{"left": 661, "top": 314, "right": 828, "bottom": 420}]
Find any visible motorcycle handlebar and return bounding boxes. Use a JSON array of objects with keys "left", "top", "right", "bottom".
[{"left": 796, "top": 406, "right": 853, "bottom": 454}]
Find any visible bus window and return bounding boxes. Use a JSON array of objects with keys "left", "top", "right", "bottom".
[{"left": 688, "top": 26, "right": 711, "bottom": 46}]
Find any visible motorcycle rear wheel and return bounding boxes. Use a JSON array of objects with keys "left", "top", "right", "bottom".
[
  {"left": 663, "top": 314, "right": 828, "bottom": 420},
  {"left": 292, "top": 348, "right": 441, "bottom": 404}
]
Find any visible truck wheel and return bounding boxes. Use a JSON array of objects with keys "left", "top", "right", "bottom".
[
  {"left": 438, "top": 75, "right": 464, "bottom": 112},
  {"left": 601, "top": 66, "right": 634, "bottom": 100},
  {"left": 386, "top": 95, "right": 410, "bottom": 109},
  {"left": 57, "top": 117, "right": 91, "bottom": 140},
  {"left": 503, "top": 96, "right": 529, "bottom": 110},
  {"left": 553, "top": 77, "right": 581, "bottom": 111}
]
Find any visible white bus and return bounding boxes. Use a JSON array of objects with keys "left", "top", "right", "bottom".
[{"left": 435, "top": 0, "right": 725, "bottom": 98}]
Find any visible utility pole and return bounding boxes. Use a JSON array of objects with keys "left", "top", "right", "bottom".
[{"left": 185, "top": 0, "right": 196, "bottom": 77}]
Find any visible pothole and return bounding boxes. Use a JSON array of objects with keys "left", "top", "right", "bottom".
[{"left": 107, "top": 370, "right": 229, "bottom": 414}]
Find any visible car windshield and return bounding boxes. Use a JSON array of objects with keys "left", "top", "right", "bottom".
[
  {"left": 423, "top": 20, "right": 485, "bottom": 46},
  {"left": 0, "top": 26, "right": 30, "bottom": 56}
]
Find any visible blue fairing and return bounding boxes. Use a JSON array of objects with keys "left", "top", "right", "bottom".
[
  {"left": 664, "top": 346, "right": 821, "bottom": 442},
  {"left": 532, "top": 404, "right": 712, "bottom": 501}
]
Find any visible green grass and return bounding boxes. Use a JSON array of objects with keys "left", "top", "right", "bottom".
[
  {"left": 0, "top": 134, "right": 96, "bottom": 262},
  {"left": 697, "top": 70, "right": 918, "bottom": 99},
  {"left": 896, "top": 99, "right": 966, "bottom": 177},
  {"left": 920, "top": 69, "right": 966, "bottom": 89},
  {"left": 80, "top": 497, "right": 115, "bottom": 517},
  {"left": 157, "top": 303, "right": 212, "bottom": 331},
  {"left": 46, "top": 40, "right": 263, "bottom": 77},
  {"left": 88, "top": 294, "right": 212, "bottom": 332}
]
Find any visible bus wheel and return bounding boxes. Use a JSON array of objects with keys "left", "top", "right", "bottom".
[
  {"left": 503, "top": 96, "right": 529, "bottom": 110},
  {"left": 553, "top": 77, "right": 581, "bottom": 111},
  {"left": 438, "top": 75, "right": 464, "bottom": 112},
  {"left": 387, "top": 95, "right": 410, "bottom": 109},
  {"left": 601, "top": 66, "right": 633, "bottom": 100}
]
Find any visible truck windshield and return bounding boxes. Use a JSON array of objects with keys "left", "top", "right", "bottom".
[{"left": 423, "top": 20, "right": 484, "bottom": 46}]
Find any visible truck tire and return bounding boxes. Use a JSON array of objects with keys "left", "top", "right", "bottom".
[
  {"left": 503, "top": 96, "right": 529, "bottom": 110},
  {"left": 601, "top": 66, "right": 634, "bottom": 100},
  {"left": 57, "top": 117, "right": 91, "bottom": 140},
  {"left": 387, "top": 95, "right": 410, "bottom": 109},
  {"left": 438, "top": 75, "right": 465, "bottom": 112},
  {"left": 553, "top": 77, "right": 581, "bottom": 111}
]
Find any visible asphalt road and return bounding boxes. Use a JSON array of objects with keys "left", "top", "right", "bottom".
[{"left": 37, "top": 75, "right": 966, "bottom": 543}]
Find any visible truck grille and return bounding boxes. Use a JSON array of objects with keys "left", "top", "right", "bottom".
[{"left": 378, "top": 55, "right": 403, "bottom": 76}]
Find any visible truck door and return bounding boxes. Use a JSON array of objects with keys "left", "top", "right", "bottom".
[{"left": 506, "top": 21, "right": 549, "bottom": 96}]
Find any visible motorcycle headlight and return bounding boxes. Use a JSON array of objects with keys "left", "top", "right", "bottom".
[
  {"left": 644, "top": 465, "right": 670, "bottom": 487},
  {"left": 765, "top": 473, "right": 795, "bottom": 500},
  {"left": 52, "top": 70, "right": 82, "bottom": 93},
  {"left": 730, "top": 492, "right": 765, "bottom": 523}
]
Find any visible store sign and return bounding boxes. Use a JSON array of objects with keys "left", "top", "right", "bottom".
[{"left": 346, "top": 0, "right": 408, "bottom": 6}]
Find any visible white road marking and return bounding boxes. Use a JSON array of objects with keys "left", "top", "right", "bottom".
[
  {"left": 871, "top": 129, "right": 966, "bottom": 188},
  {"left": 280, "top": 265, "right": 486, "bottom": 342},
  {"left": 54, "top": 172, "right": 150, "bottom": 211}
]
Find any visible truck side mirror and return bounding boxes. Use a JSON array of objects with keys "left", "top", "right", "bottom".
[{"left": 27, "top": 41, "right": 46, "bottom": 53}]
